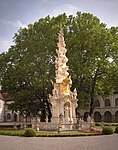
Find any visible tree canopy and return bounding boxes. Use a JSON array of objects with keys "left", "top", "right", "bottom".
[{"left": 0, "top": 12, "right": 118, "bottom": 118}]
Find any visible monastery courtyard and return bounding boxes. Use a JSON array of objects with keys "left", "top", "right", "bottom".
[{"left": 0, "top": 134, "right": 118, "bottom": 150}]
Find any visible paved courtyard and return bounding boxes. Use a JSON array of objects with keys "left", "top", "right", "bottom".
[{"left": 0, "top": 134, "right": 118, "bottom": 150}]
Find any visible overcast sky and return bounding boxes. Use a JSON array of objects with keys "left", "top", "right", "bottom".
[{"left": 0, "top": 0, "right": 118, "bottom": 53}]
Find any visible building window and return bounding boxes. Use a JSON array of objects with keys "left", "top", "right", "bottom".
[
  {"left": 94, "top": 99, "right": 100, "bottom": 107},
  {"left": 84, "top": 112, "right": 89, "bottom": 121},
  {"left": 115, "top": 98, "right": 118, "bottom": 106},
  {"left": 104, "top": 111, "right": 112, "bottom": 122},
  {"left": 94, "top": 111, "right": 101, "bottom": 122},
  {"left": 115, "top": 111, "right": 118, "bottom": 122},
  {"left": 13, "top": 113, "right": 17, "bottom": 122},
  {"left": 7, "top": 113, "right": 11, "bottom": 120},
  {"left": 104, "top": 99, "right": 110, "bottom": 107}
]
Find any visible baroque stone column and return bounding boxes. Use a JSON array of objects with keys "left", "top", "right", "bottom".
[{"left": 49, "top": 29, "right": 78, "bottom": 127}]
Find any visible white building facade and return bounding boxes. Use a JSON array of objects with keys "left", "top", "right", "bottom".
[{"left": 78, "top": 93, "right": 118, "bottom": 122}]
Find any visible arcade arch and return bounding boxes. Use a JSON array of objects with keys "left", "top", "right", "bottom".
[
  {"left": 104, "top": 111, "right": 112, "bottom": 122},
  {"left": 84, "top": 112, "right": 89, "bottom": 121},
  {"left": 115, "top": 111, "right": 118, "bottom": 122},
  {"left": 13, "top": 113, "right": 18, "bottom": 122},
  {"left": 104, "top": 99, "right": 110, "bottom": 107},
  {"left": 94, "top": 111, "right": 101, "bottom": 122},
  {"left": 6, "top": 113, "right": 11, "bottom": 120},
  {"left": 115, "top": 98, "right": 118, "bottom": 106}
]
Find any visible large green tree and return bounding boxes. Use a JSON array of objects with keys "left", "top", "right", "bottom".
[
  {"left": 0, "top": 12, "right": 117, "bottom": 118},
  {"left": 0, "top": 15, "right": 66, "bottom": 121},
  {"left": 65, "top": 13, "right": 118, "bottom": 115}
]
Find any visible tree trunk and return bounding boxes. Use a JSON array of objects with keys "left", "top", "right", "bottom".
[
  {"left": 89, "top": 68, "right": 99, "bottom": 117},
  {"left": 89, "top": 96, "right": 94, "bottom": 117}
]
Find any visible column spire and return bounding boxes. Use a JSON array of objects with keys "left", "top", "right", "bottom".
[{"left": 55, "top": 29, "right": 69, "bottom": 83}]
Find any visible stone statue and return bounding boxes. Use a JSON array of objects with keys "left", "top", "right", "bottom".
[
  {"left": 73, "top": 88, "right": 77, "bottom": 99},
  {"left": 55, "top": 29, "right": 69, "bottom": 83},
  {"left": 49, "top": 94, "right": 52, "bottom": 100},
  {"left": 59, "top": 113, "right": 63, "bottom": 123},
  {"left": 52, "top": 89, "right": 58, "bottom": 98},
  {"left": 87, "top": 115, "right": 94, "bottom": 124}
]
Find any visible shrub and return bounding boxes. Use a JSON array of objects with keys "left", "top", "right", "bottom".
[
  {"left": 102, "top": 127, "right": 113, "bottom": 135},
  {"left": 23, "top": 128, "right": 36, "bottom": 137},
  {"left": 112, "top": 123, "right": 118, "bottom": 126},
  {"left": 114, "top": 126, "right": 118, "bottom": 133},
  {"left": 95, "top": 123, "right": 101, "bottom": 126},
  {"left": 104, "top": 123, "right": 109, "bottom": 126}
]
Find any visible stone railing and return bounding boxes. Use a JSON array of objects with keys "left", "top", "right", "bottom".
[{"left": 33, "top": 121, "right": 93, "bottom": 131}]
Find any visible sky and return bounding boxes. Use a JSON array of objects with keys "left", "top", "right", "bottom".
[{"left": 0, "top": 0, "right": 118, "bottom": 53}]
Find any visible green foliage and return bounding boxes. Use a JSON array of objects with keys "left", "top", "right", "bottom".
[
  {"left": 36, "top": 133, "right": 100, "bottom": 137},
  {"left": 114, "top": 126, "right": 118, "bottom": 133},
  {"left": 0, "top": 129, "right": 102, "bottom": 137},
  {"left": 95, "top": 122, "right": 101, "bottom": 126},
  {"left": 110, "top": 123, "right": 118, "bottom": 126},
  {"left": 23, "top": 128, "right": 36, "bottom": 137},
  {"left": 104, "top": 123, "right": 110, "bottom": 126},
  {"left": 102, "top": 127, "right": 114, "bottom": 135},
  {"left": 0, "top": 130, "right": 23, "bottom": 136}
]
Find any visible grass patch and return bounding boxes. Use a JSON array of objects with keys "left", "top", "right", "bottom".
[
  {"left": 0, "top": 130, "right": 24, "bottom": 136},
  {"left": 0, "top": 129, "right": 102, "bottom": 137},
  {"left": 94, "top": 124, "right": 117, "bottom": 132},
  {"left": 36, "top": 130, "right": 102, "bottom": 137}
]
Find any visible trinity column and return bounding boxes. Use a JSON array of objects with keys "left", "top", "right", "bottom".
[{"left": 49, "top": 29, "right": 78, "bottom": 125}]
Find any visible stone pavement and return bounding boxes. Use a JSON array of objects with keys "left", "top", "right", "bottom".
[{"left": 0, "top": 134, "right": 118, "bottom": 150}]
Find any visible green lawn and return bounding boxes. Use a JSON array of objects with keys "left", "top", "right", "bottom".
[
  {"left": 37, "top": 131, "right": 99, "bottom": 135},
  {"left": 94, "top": 123, "right": 118, "bottom": 132},
  {"left": 0, "top": 130, "right": 24, "bottom": 136},
  {"left": 0, "top": 123, "right": 118, "bottom": 137},
  {"left": 0, "top": 129, "right": 102, "bottom": 137},
  {"left": 36, "top": 130, "right": 102, "bottom": 137}
]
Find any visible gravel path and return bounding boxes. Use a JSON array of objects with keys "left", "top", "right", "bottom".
[{"left": 0, "top": 134, "right": 118, "bottom": 150}]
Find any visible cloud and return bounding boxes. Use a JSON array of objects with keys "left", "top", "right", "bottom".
[
  {"left": 1, "top": 20, "right": 27, "bottom": 28},
  {"left": 0, "top": 38, "right": 13, "bottom": 53},
  {"left": 41, "top": 0, "right": 49, "bottom": 3},
  {"left": 51, "top": 3, "right": 78, "bottom": 17},
  {"left": 0, "top": 1, "right": 7, "bottom": 7},
  {"left": 98, "top": 0, "right": 118, "bottom": 5},
  {"left": 15, "top": 20, "right": 27, "bottom": 28}
]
